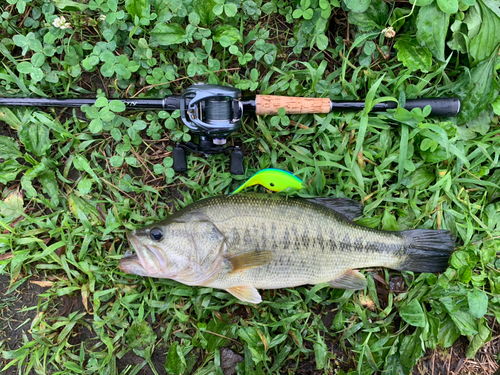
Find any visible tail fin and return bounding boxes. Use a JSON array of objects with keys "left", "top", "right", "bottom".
[{"left": 398, "top": 229, "right": 455, "bottom": 273}]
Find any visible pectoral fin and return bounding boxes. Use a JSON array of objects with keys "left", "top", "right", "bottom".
[
  {"left": 225, "top": 250, "right": 274, "bottom": 273},
  {"left": 329, "top": 270, "right": 367, "bottom": 290},
  {"left": 226, "top": 285, "right": 262, "bottom": 304}
]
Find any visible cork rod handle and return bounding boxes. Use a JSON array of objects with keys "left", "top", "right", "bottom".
[{"left": 255, "top": 95, "right": 331, "bottom": 115}]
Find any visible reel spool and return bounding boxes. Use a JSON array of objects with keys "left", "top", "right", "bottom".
[
  {"left": 180, "top": 84, "right": 243, "bottom": 138},
  {"left": 174, "top": 84, "right": 245, "bottom": 174}
]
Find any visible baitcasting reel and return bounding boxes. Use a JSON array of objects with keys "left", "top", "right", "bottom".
[{"left": 174, "top": 84, "right": 245, "bottom": 175}]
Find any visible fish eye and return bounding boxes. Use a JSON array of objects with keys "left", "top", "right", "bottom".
[{"left": 149, "top": 228, "right": 163, "bottom": 241}]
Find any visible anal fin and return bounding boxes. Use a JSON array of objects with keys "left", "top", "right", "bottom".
[
  {"left": 226, "top": 285, "right": 262, "bottom": 304},
  {"left": 329, "top": 270, "right": 367, "bottom": 290}
]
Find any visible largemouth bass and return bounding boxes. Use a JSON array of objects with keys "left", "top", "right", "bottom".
[{"left": 119, "top": 194, "right": 455, "bottom": 303}]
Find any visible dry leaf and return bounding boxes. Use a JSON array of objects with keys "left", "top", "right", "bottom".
[{"left": 30, "top": 280, "right": 54, "bottom": 288}]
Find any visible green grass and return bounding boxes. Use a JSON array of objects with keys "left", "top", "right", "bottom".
[{"left": 0, "top": 0, "right": 499, "bottom": 374}]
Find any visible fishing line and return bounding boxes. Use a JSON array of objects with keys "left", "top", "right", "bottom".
[{"left": 204, "top": 98, "right": 233, "bottom": 122}]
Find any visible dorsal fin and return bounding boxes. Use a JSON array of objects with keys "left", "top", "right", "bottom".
[{"left": 307, "top": 197, "right": 364, "bottom": 221}]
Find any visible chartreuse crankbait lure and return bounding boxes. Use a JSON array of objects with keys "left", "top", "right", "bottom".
[{"left": 231, "top": 168, "right": 303, "bottom": 194}]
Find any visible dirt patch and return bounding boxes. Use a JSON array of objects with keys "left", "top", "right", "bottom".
[
  {"left": 414, "top": 328, "right": 500, "bottom": 375},
  {"left": 0, "top": 274, "right": 47, "bottom": 374},
  {"left": 220, "top": 347, "right": 243, "bottom": 375}
]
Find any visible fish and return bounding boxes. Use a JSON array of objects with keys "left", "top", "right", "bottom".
[{"left": 119, "top": 194, "right": 455, "bottom": 303}]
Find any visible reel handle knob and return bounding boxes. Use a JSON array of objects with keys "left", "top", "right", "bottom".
[
  {"left": 230, "top": 147, "right": 244, "bottom": 175},
  {"left": 173, "top": 145, "right": 187, "bottom": 172}
]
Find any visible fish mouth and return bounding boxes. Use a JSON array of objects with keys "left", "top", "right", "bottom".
[
  {"left": 121, "top": 247, "right": 138, "bottom": 260},
  {"left": 120, "top": 231, "right": 167, "bottom": 275}
]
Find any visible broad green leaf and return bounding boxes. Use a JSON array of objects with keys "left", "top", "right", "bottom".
[
  {"left": 449, "top": 309, "right": 478, "bottom": 336},
  {"left": 40, "top": 170, "right": 59, "bottom": 206},
  {"left": 313, "top": 333, "right": 328, "bottom": 370},
  {"left": 482, "top": 0, "right": 500, "bottom": 17},
  {"left": 54, "top": 0, "right": 90, "bottom": 11},
  {"left": 436, "top": 0, "right": 459, "bottom": 13},
  {"left": 100, "top": 109, "right": 115, "bottom": 122},
  {"left": 165, "top": 342, "right": 187, "bottom": 375},
  {"left": 21, "top": 161, "right": 48, "bottom": 198},
  {"left": 410, "top": 0, "right": 434, "bottom": 5},
  {"left": 400, "top": 331, "right": 425, "bottom": 374},
  {"left": 100, "top": 63, "right": 114, "bottom": 77},
  {"left": 31, "top": 52, "right": 45, "bottom": 68},
  {"left": 470, "top": 0, "right": 500, "bottom": 63},
  {"left": 348, "top": 0, "right": 387, "bottom": 31},
  {"left": 466, "top": 318, "right": 491, "bottom": 358},
  {"left": 344, "top": 0, "right": 370, "bottom": 12},
  {"left": 77, "top": 177, "right": 93, "bottom": 195},
  {"left": 125, "top": 0, "right": 149, "bottom": 18},
  {"left": 399, "top": 299, "right": 427, "bottom": 327},
  {"left": 467, "top": 289, "right": 488, "bottom": 318},
  {"left": 492, "top": 95, "right": 500, "bottom": 115},
  {"left": 224, "top": 3, "right": 238, "bottom": 17},
  {"left": 214, "top": 25, "right": 242, "bottom": 47},
  {"left": 94, "top": 97, "right": 108, "bottom": 108},
  {"left": 89, "top": 119, "right": 103, "bottom": 133},
  {"left": 18, "top": 122, "right": 51, "bottom": 157},
  {"left": 125, "top": 320, "right": 156, "bottom": 349},
  {"left": 454, "top": 57, "right": 499, "bottom": 125},
  {"left": 110, "top": 155, "right": 124, "bottom": 167},
  {"left": 437, "top": 316, "right": 461, "bottom": 348},
  {"left": 394, "top": 39, "right": 432, "bottom": 72},
  {"left": 30, "top": 67, "right": 44, "bottom": 82},
  {"left": 150, "top": 23, "right": 187, "bottom": 46},
  {"left": 458, "top": 265, "right": 472, "bottom": 283},
  {"left": 0, "top": 160, "right": 26, "bottom": 184},
  {"left": 0, "top": 136, "right": 23, "bottom": 159},
  {"left": 416, "top": 3, "right": 450, "bottom": 61},
  {"left": 363, "top": 40, "right": 376, "bottom": 55},
  {"left": 12, "top": 34, "right": 28, "bottom": 48},
  {"left": 109, "top": 100, "right": 126, "bottom": 112},
  {"left": 17, "top": 61, "right": 33, "bottom": 74},
  {"left": 213, "top": 4, "right": 224, "bottom": 15},
  {"left": 464, "top": 4, "right": 481, "bottom": 39},
  {"left": 381, "top": 210, "right": 399, "bottom": 231},
  {"left": 316, "top": 34, "right": 329, "bottom": 50},
  {"left": 466, "top": 109, "right": 492, "bottom": 136},
  {"left": 406, "top": 168, "right": 435, "bottom": 189}
]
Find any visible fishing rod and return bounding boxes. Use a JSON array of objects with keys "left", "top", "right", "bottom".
[{"left": 0, "top": 84, "right": 461, "bottom": 174}]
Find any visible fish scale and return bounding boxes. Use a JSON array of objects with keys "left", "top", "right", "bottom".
[
  {"left": 120, "top": 194, "right": 455, "bottom": 303},
  {"left": 210, "top": 206, "right": 403, "bottom": 289}
]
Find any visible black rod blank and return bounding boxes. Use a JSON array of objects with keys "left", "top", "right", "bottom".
[
  {"left": 0, "top": 95, "right": 461, "bottom": 117},
  {"left": 0, "top": 96, "right": 182, "bottom": 111}
]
